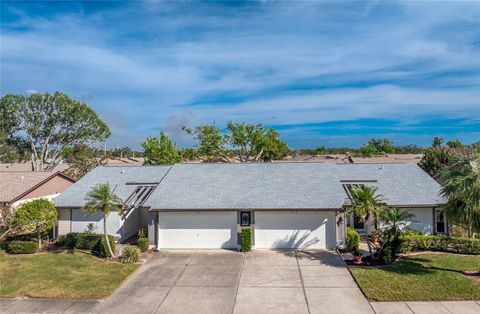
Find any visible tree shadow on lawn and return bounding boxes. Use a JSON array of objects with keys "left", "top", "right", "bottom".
[{"left": 383, "top": 256, "right": 479, "bottom": 278}]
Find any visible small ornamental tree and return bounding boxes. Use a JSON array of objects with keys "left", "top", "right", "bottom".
[
  {"left": 0, "top": 203, "right": 14, "bottom": 240},
  {"left": 12, "top": 199, "right": 58, "bottom": 248}
]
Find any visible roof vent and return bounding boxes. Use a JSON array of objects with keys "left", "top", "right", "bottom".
[
  {"left": 379, "top": 165, "right": 385, "bottom": 170},
  {"left": 21, "top": 175, "right": 24, "bottom": 180},
  {"left": 120, "top": 169, "right": 125, "bottom": 174}
]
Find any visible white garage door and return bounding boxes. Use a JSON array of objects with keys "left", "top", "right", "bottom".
[
  {"left": 255, "top": 211, "right": 335, "bottom": 249},
  {"left": 158, "top": 211, "right": 237, "bottom": 249}
]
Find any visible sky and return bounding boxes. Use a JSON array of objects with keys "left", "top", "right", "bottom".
[{"left": 1, "top": 0, "right": 479, "bottom": 149}]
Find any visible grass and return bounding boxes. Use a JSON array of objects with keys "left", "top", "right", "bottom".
[
  {"left": 349, "top": 253, "right": 480, "bottom": 301},
  {"left": 0, "top": 250, "right": 139, "bottom": 299}
]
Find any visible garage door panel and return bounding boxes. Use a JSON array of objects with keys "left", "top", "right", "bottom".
[
  {"left": 255, "top": 211, "right": 333, "bottom": 249},
  {"left": 158, "top": 211, "right": 237, "bottom": 249}
]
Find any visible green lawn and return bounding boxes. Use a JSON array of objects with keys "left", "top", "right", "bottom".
[
  {"left": 349, "top": 253, "right": 480, "bottom": 301},
  {"left": 0, "top": 250, "right": 139, "bottom": 299}
]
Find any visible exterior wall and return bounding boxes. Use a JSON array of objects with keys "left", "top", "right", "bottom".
[
  {"left": 70, "top": 209, "right": 123, "bottom": 239},
  {"left": 15, "top": 175, "right": 74, "bottom": 204},
  {"left": 336, "top": 211, "right": 346, "bottom": 248},
  {"left": 58, "top": 208, "right": 71, "bottom": 235},
  {"left": 148, "top": 211, "right": 157, "bottom": 246},
  {"left": 402, "top": 207, "right": 435, "bottom": 234}
]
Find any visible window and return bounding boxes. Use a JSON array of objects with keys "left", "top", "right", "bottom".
[
  {"left": 436, "top": 209, "right": 445, "bottom": 234},
  {"left": 240, "top": 212, "right": 251, "bottom": 226},
  {"left": 126, "top": 185, "right": 157, "bottom": 206}
]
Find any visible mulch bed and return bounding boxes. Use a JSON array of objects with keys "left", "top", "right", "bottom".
[{"left": 345, "top": 255, "right": 397, "bottom": 267}]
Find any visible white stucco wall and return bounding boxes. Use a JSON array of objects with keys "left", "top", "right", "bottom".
[{"left": 402, "top": 207, "right": 434, "bottom": 234}]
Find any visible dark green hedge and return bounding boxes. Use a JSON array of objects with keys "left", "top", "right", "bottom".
[
  {"left": 400, "top": 235, "right": 480, "bottom": 255},
  {"left": 241, "top": 228, "right": 252, "bottom": 252},
  {"left": 63, "top": 232, "right": 116, "bottom": 257},
  {"left": 8, "top": 241, "right": 38, "bottom": 254},
  {"left": 346, "top": 227, "right": 360, "bottom": 251}
]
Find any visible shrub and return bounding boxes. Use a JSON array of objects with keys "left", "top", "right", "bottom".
[
  {"left": 137, "top": 238, "right": 149, "bottom": 252},
  {"left": 56, "top": 235, "right": 66, "bottom": 246},
  {"left": 450, "top": 238, "right": 480, "bottom": 254},
  {"left": 402, "top": 229, "right": 423, "bottom": 236},
  {"left": 8, "top": 241, "right": 38, "bottom": 254},
  {"left": 119, "top": 246, "right": 140, "bottom": 263},
  {"left": 63, "top": 232, "right": 116, "bottom": 257},
  {"left": 399, "top": 235, "right": 479, "bottom": 254},
  {"left": 346, "top": 227, "right": 360, "bottom": 251},
  {"left": 381, "top": 245, "right": 393, "bottom": 264},
  {"left": 241, "top": 228, "right": 252, "bottom": 252},
  {"left": 96, "top": 235, "right": 116, "bottom": 257}
]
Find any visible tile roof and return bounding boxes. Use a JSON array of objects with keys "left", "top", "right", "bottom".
[{"left": 53, "top": 163, "right": 443, "bottom": 210}]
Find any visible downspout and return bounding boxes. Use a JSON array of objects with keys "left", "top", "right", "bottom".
[{"left": 155, "top": 212, "right": 159, "bottom": 251}]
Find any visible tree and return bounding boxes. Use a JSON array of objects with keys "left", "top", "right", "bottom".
[
  {"left": 419, "top": 147, "right": 468, "bottom": 178},
  {"left": 183, "top": 122, "right": 289, "bottom": 162},
  {"left": 0, "top": 95, "right": 28, "bottom": 162},
  {"left": 11, "top": 199, "right": 58, "bottom": 248},
  {"left": 432, "top": 137, "right": 443, "bottom": 148},
  {"left": 347, "top": 186, "right": 385, "bottom": 258},
  {"left": 226, "top": 122, "right": 288, "bottom": 162},
  {"left": 83, "top": 183, "right": 123, "bottom": 257},
  {"left": 359, "top": 138, "right": 396, "bottom": 157},
  {"left": 447, "top": 140, "right": 463, "bottom": 149},
  {"left": 441, "top": 159, "right": 480, "bottom": 237},
  {"left": 141, "top": 132, "right": 181, "bottom": 165},
  {"left": 0, "top": 203, "right": 14, "bottom": 240},
  {"left": 0, "top": 92, "right": 110, "bottom": 171},
  {"left": 182, "top": 123, "right": 230, "bottom": 162},
  {"left": 63, "top": 144, "right": 105, "bottom": 179},
  {"left": 376, "top": 208, "right": 416, "bottom": 259}
]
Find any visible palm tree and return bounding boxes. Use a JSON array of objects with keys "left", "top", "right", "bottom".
[
  {"left": 346, "top": 185, "right": 385, "bottom": 257},
  {"left": 84, "top": 183, "right": 123, "bottom": 258},
  {"left": 441, "top": 160, "right": 480, "bottom": 237},
  {"left": 380, "top": 207, "right": 417, "bottom": 240}
]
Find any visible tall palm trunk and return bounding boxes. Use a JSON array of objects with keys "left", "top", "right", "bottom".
[
  {"left": 103, "top": 214, "right": 115, "bottom": 258},
  {"left": 364, "top": 224, "right": 373, "bottom": 258}
]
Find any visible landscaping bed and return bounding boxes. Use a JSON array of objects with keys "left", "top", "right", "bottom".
[
  {"left": 349, "top": 253, "right": 480, "bottom": 301},
  {"left": 0, "top": 250, "right": 139, "bottom": 299}
]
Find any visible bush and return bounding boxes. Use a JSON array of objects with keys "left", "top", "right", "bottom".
[
  {"left": 400, "top": 235, "right": 479, "bottom": 254},
  {"left": 346, "top": 227, "right": 360, "bottom": 251},
  {"left": 119, "top": 246, "right": 140, "bottom": 263},
  {"left": 137, "top": 237, "right": 149, "bottom": 252},
  {"left": 56, "top": 235, "right": 66, "bottom": 246},
  {"left": 402, "top": 229, "right": 423, "bottom": 236},
  {"left": 96, "top": 235, "right": 116, "bottom": 258},
  {"left": 63, "top": 232, "right": 116, "bottom": 257},
  {"left": 381, "top": 245, "right": 393, "bottom": 264},
  {"left": 8, "top": 241, "right": 38, "bottom": 254},
  {"left": 241, "top": 228, "right": 252, "bottom": 252},
  {"left": 450, "top": 238, "right": 480, "bottom": 254}
]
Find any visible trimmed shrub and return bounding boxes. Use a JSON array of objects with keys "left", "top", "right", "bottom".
[
  {"left": 137, "top": 238, "right": 149, "bottom": 252},
  {"left": 450, "top": 238, "right": 480, "bottom": 254},
  {"left": 346, "top": 227, "right": 360, "bottom": 251},
  {"left": 56, "top": 235, "right": 66, "bottom": 246},
  {"left": 96, "top": 235, "right": 116, "bottom": 257},
  {"left": 119, "top": 246, "right": 141, "bottom": 263},
  {"left": 400, "top": 235, "right": 479, "bottom": 255},
  {"left": 381, "top": 245, "right": 393, "bottom": 264},
  {"left": 8, "top": 241, "right": 38, "bottom": 254},
  {"left": 241, "top": 228, "right": 252, "bottom": 252},
  {"left": 63, "top": 232, "right": 116, "bottom": 257},
  {"left": 402, "top": 229, "right": 423, "bottom": 236}
]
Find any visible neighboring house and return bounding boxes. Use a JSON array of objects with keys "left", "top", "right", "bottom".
[
  {"left": 281, "top": 154, "right": 423, "bottom": 164},
  {"left": 0, "top": 166, "right": 75, "bottom": 207},
  {"left": 53, "top": 163, "right": 444, "bottom": 250}
]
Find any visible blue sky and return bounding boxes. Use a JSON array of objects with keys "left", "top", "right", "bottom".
[{"left": 1, "top": 1, "right": 479, "bottom": 149}]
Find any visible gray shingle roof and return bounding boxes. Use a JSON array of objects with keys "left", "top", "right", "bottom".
[
  {"left": 53, "top": 166, "right": 171, "bottom": 207},
  {"left": 145, "top": 163, "right": 442, "bottom": 210},
  {"left": 53, "top": 163, "right": 443, "bottom": 209}
]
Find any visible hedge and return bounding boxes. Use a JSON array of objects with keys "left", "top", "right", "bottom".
[
  {"left": 400, "top": 235, "right": 480, "bottom": 255},
  {"left": 8, "top": 241, "right": 38, "bottom": 254},
  {"left": 346, "top": 227, "right": 360, "bottom": 251},
  {"left": 63, "top": 232, "right": 116, "bottom": 257},
  {"left": 241, "top": 228, "right": 252, "bottom": 252}
]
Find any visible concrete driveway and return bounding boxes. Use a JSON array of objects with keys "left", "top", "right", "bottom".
[{"left": 95, "top": 249, "right": 373, "bottom": 314}]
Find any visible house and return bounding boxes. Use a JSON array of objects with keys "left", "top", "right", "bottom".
[
  {"left": 53, "top": 163, "right": 444, "bottom": 250},
  {"left": 0, "top": 165, "right": 75, "bottom": 207}
]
